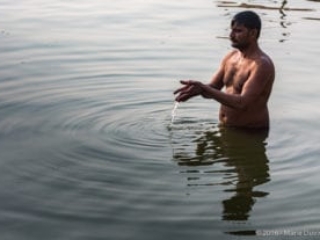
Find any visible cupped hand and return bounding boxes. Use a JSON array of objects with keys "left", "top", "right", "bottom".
[{"left": 173, "top": 80, "right": 203, "bottom": 102}]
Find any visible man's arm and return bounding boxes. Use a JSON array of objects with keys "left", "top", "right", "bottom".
[
  {"left": 174, "top": 57, "right": 226, "bottom": 102},
  {"left": 199, "top": 59, "right": 274, "bottom": 110},
  {"left": 200, "top": 59, "right": 226, "bottom": 98},
  {"left": 208, "top": 54, "right": 228, "bottom": 90}
]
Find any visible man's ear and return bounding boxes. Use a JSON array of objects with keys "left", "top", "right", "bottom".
[{"left": 250, "top": 29, "right": 258, "bottom": 39}]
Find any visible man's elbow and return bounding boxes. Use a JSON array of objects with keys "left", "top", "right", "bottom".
[{"left": 233, "top": 97, "right": 250, "bottom": 110}]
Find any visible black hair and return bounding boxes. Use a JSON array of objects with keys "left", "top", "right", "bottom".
[{"left": 231, "top": 11, "right": 262, "bottom": 38}]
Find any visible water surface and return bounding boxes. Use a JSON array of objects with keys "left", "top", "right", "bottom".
[{"left": 1, "top": 0, "right": 320, "bottom": 239}]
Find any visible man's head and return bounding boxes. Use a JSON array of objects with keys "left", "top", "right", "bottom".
[
  {"left": 230, "top": 11, "right": 262, "bottom": 50},
  {"left": 232, "top": 11, "right": 262, "bottom": 38}
]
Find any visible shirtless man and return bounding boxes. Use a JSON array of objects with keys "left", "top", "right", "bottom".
[{"left": 174, "top": 11, "right": 275, "bottom": 128}]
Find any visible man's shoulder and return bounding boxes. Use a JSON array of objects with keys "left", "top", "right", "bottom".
[
  {"left": 254, "top": 53, "right": 275, "bottom": 81},
  {"left": 259, "top": 51, "right": 274, "bottom": 66},
  {"left": 257, "top": 54, "right": 275, "bottom": 73},
  {"left": 225, "top": 50, "right": 238, "bottom": 59},
  {"left": 221, "top": 50, "right": 238, "bottom": 65}
]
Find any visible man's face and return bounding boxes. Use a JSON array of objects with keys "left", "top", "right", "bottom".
[{"left": 229, "top": 23, "right": 251, "bottom": 50}]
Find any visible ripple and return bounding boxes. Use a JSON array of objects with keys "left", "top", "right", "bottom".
[
  {"left": 1, "top": 0, "right": 320, "bottom": 238},
  {"left": 0, "top": 101, "right": 178, "bottom": 233}
]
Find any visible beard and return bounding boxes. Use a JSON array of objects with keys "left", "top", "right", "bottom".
[
  {"left": 230, "top": 33, "right": 251, "bottom": 50},
  {"left": 231, "top": 40, "right": 250, "bottom": 51}
]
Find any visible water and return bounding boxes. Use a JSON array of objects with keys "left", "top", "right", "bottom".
[
  {"left": 0, "top": 0, "right": 320, "bottom": 239},
  {"left": 171, "top": 101, "right": 179, "bottom": 123}
]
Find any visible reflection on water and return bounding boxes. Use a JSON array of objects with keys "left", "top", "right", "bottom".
[
  {"left": 304, "top": 16, "right": 320, "bottom": 20},
  {"left": 173, "top": 126, "right": 270, "bottom": 222},
  {"left": 218, "top": 128, "right": 270, "bottom": 221},
  {"left": 217, "top": 0, "right": 316, "bottom": 42},
  {"left": 0, "top": 0, "right": 320, "bottom": 238},
  {"left": 278, "top": 1, "right": 291, "bottom": 42},
  {"left": 217, "top": 1, "right": 315, "bottom": 11}
]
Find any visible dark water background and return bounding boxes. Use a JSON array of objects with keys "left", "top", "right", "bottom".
[{"left": 1, "top": 0, "right": 320, "bottom": 239}]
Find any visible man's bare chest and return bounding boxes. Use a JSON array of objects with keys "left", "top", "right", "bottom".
[{"left": 223, "top": 61, "right": 251, "bottom": 92}]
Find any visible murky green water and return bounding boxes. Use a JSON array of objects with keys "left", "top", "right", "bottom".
[{"left": 1, "top": 0, "right": 320, "bottom": 239}]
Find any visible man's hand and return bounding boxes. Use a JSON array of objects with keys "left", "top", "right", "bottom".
[{"left": 173, "top": 80, "right": 203, "bottom": 102}]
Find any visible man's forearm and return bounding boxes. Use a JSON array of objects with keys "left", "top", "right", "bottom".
[{"left": 200, "top": 84, "right": 244, "bottom": 109}]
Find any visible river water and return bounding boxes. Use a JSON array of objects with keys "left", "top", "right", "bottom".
[{"left": 1, "top": 0, "right": 320, "bottom": 239}]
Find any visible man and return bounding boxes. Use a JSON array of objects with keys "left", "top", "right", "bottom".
[{"left": 174, "top": 11, "right": 275, "bottom": 128}]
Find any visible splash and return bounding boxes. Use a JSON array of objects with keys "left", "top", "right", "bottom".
[{"left": 171, "top": 101, "right": 179, "bottom": 123}]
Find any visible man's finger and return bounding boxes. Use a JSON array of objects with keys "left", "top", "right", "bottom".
[
  {"left": 173, "top": 87, "right": 184, "bottom": 95},
  {"left": 173, "top": 85, "right": 189, "bottom": 95},
  {"left": 180, "top": 80, "right": 191, "bottom": 85},
  {"left": 175, "top": 92, "right": 193, "bottom": 102},
  {"left": 175, "top": 94, "right": 186, "bottom": 102}
]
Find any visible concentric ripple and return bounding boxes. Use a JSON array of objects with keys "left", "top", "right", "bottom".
[{"left": 1, "top": 0, "right": 320, "bottom": 238}]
